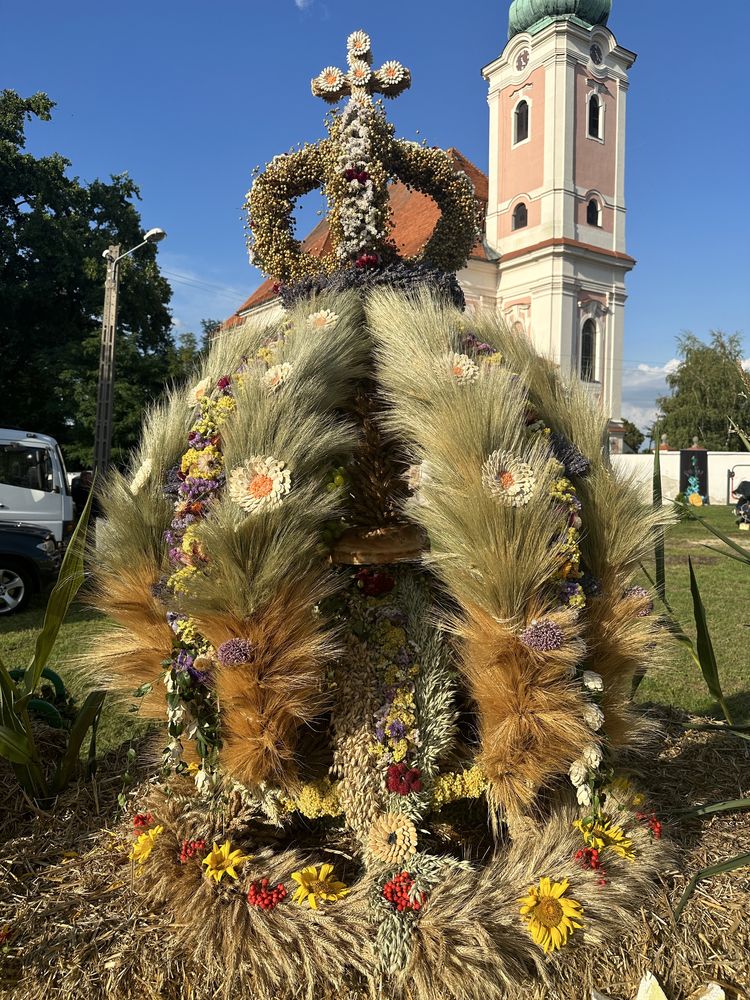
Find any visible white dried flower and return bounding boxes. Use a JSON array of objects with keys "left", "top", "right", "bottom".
[
  {"left": 576, "top": 783, "right": 593, "bottom": 807},
  {"left": 315, "top": 66, "right": 345, "bottom": 94},
  {"left": 263, "top": 362, "right": 293, "bottom": 392},
  {"left": 347, "top": 30, "right": 371, "bottom": 57},
  {"left": 582, "top": 744, "right": 603, "bottom": 770},
  {"left": 583, "top": 670, "right": 604, "bottom": 692},
  {"left": 583, "top": 703, "right": 605, "bottom": 731},
  {"left": 348, "top": 59, "right": 372, "bottom": 87},
  {"left": 307, "top": 309, "right": 339, "bottom": 331},
  {"left": 569, "top": 760, "right": 588, "bottom": 787},
  {"left": 481, "top": 450, "right": 536, "bottom": 507},
  {"left": 377, "top": 60, "right": 407, "bottom": 88},
  {"left": 228, "top": 456, "right": 291, "bottom": 514},
  {"left": 130, "top": 458, "right": 152, "bottom": 495},
  {"left": 190, "top": 376, "right": 211, "bottom": 407},
  {"left": 447, "top": 352, "right": 479, "bottom": 383}
]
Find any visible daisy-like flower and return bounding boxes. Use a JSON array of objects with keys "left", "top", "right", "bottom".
[
  {"left": 263, "top": 362, "right": 293, "bottom": 392},
  {"left": 519, "top": 877, "right": 584, "bottom": 953},
  {"left": 291, "top": 864, "right": 349, "bottom": 909},
  {"left": 481, "top": 450, "right": 536, "bottom": 507},
  {"left": 574, "top": 817, "right": 635, "bottom": 861},
  {"left": 582, "top": 670, "right": 604, "bottom": 692},
  {"left": 347, "top": 29, "right": 371, "bottom": 57},
  {"left": 129, "top": 825, "right": 164, "bottom": 865},
  {"left": 201, "top": 840, "right": 253, "bottom": 883},
  {"left": 190, "top": 377, "right": 211, "bottom": 407},
  {"left": 348, "top": 59, "right": 372, "bottom": 87},
  {"left": 367, "top": 813, "right": 418, "bottom": 865},
  {"left": 377, "top": 60, "right": 407, "bottom": 88},
  {"left": 315, "top": 65, "right": 345, "bottom": 94},
  {"left": 583, "top": 703, "right": 605, "bottom": 731},
  {"left": 307, "top": 309, "right": 339, "bottom": 332},
  {"left": 446, "top": 352, "right": 479, "bottom": 383},
  {"left": 130, "top": 458, "right": 152, "bottom": 495},
  {"left": 228, "top": 456, "right": 291, "bottom": 514}
]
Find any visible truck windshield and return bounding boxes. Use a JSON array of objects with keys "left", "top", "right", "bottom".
[{"left": 0, "top": 444, "right": 56, "bottom": 493}]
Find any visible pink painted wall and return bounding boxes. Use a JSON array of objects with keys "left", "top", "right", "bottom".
[
  {"left": 574, "top": 67, "right": 616, "bottom": 200},
  {"left": 500, "top": 197, "right": 542, "bottom": 238},
  {"left": 576, "top": 197, "right": 614, "bottom": 233},
  {"left": 498, "top": 66, "right": 545, "bottom": 206}
]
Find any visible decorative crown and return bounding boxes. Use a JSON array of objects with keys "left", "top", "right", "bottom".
[{"left": 245, "top": 30, "right": 482, "bottom": 284}]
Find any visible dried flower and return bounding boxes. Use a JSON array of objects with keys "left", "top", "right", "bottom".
[
  {"left": 519, "top": 877, "right": 584, "bottom": 953},
  {"left": 132, "top": 812, "right": 154, "bottom": 832},
  {"left": 583, "top": 703, "right": 605, "bottom": 731},
  {"left": 568, "top": 760, "right": 588, "bottom": 788},
  {"left": 315, "top": 66, "right": 345, "bottom": 94},
  {"left": 355, "top": 567, "right": 395, "bottom": 597},
  {"left": 582, "top": 744, "right": 603, "bottom": 769},
  {"left": 377, "top": 60, "right": 407, "bottom": 87},
  {"left": 130, "top": 458, "right": 153, "bottom": 495},
  {"left": 190, "top": 377, "right": 211, "bottom": 407},
  {"left": 307, "top": 309, "right": 339, "bottom": 331},
  {"left": 202, "top": 841, "right": 252, "bottom": 883},
  {"left": 217, "top": 637, "right": 256, "bottom": 666},
  {"left": 263, "top": 362, "right": 293, "bottom": 392},
  {"left": 582, "top": 670, "right": 604, "bottom": 692},
  {"left": 576, "top": 784, "right": 592, "bottom": 807},
  {"left": 129, "top": 826, "right": 164, "bottom": 865},
  {"left": 291, "top": 864, "right": 349, "bottom": 908},
  {"left": 446, "top": 352, "right": 479, "bottom": 383},
  {"left": 624, "top": 586, "right": 654, "bottom": 616},
  {"left": 228, "top": 456, "right": 291, "bottom": 514},
  {"left": 519, "top": 618, "right": 564, "bottom": 652},
  {"left": 368, "top": 813, "right": 418, "bottom": 865},
  {"left": 386, "top": 762, "right": 423, "bottom": 795},
  {"left": 347, "top": 30, "right": 371, "bottom": 57},
  {"left": 574, "top": 817, "right": 635, "bottom": 861},
  {"left": 481, "top": 450, "right": 536, "bottom": 507}
]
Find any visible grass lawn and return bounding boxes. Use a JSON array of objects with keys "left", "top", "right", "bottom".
[{"left": 0, "top": 505, "right": 747, "bottom": 762}]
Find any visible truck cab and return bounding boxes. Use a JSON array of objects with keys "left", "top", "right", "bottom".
[{"left": 0, "top": 430, "right": 74, "bottom": 543}]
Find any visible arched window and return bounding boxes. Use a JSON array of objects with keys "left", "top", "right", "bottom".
[
  {"left": 512, "top": 202, "right": 528, "bottom": 230},
  {"left": 587, "top": 199, "right": 600, "bottom": 226},
  {"left": 514, "top": 100, "right": 529, "bottom": 144},
  {"left": 588, "top": 94, "right": 601, "bottom": 139},
  {"left": 581, "top": 319, "right": 597, "bottom": 382}
]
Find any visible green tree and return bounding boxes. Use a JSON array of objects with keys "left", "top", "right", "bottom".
[
  {"left": 0, "top": 89, "right": 177, "bottom": 467},
  {"left": 657, "top": 332, "right": 749, "bottom": 451},
  {"left": 621, "top": 418, "right": 645, "bottom": 454}
]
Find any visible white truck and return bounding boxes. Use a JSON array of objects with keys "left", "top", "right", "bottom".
[{"left": 0, "top": 429, "right": 75, "bottom": 543}]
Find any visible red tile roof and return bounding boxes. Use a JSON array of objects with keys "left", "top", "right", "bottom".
[{"left": 225, "top": 149, "right": 489, "bottom": 324}]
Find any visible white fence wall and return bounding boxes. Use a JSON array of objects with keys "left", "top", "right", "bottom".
[{"left": 611, "top": 452, "right": 750, "bottom": 505}]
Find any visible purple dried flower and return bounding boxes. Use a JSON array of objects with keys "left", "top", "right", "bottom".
[
  {"left": 162, "top": 466, "right": 184, "bottom": 498},
  {"left": 393, "top": 646, "right": 412, "bottom": 667},
  {"left": 217, "top": 637, "right": 256, "bottom": 666},
  {"left": 624, "top": 586, "right": 654, "bottom": 616},
  {"left": 175, "top": 650, "right": 195, "bottom": 673},
  {"left": 519, "top": 618, "right": 565, "bottom": 652},
  {"left": 549, "top": 432, "right": 591, "bottom": 478},
  {"left": 167, "top": 612, "right": 184, "bottom": 633},
  {"left": 580, "top": 573, "right": 601, "bottom": 597},
  {"left": 375, "top": 723, "right": 386, "bottom": 743},
  {"left": 388, "top": 720, "right": 406, "bottom": 739}
]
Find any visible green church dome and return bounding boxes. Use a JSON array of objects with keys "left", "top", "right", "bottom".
[{"left": 508, "top": 0, "right": 611, "bottom": 38}]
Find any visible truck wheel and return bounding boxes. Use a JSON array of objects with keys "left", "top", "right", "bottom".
[{"left": 0, "top": 560, "right": 33, "bottom": 615}]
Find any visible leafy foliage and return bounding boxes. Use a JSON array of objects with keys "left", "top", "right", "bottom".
[
  {"left": 620, "top": 418, "right": 644, "bottom": 454},
  {"left": 0, "top": 89, "right": 201, "bottom": 467},
  {"left": 657, "top": 332, "right": 749, "bottom": 450}
]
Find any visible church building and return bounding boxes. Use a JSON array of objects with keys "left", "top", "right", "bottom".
[{"left": 227, "top": 0, "right": 635, "bottom": 450}]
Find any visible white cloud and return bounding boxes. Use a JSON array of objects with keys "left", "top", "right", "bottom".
[
  {"left": 620, "top": 358, "right": 681, "bottom": 434},
  {"left": 742, "top": 357, "right": 750, "bottom": 372},
  {"left": 294, "top": 0, "right": 313, "bottom": 8}
]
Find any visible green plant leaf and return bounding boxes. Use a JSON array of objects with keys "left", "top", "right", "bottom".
[
  {"left": 0, "top": 725, "right": 34, "bottom": 764},
  {"left": 688, "top": 557, "right": 733, "bottom": 725},
  {"left": 680, "top": 504, "right": 750, "bottom": 564},
  {"left": 25, "top": 482, "right": 94, "bottom": 693},
  {"left": 51, "top": 690, "right": 106, "bottom": 794},
  {"left": 653, "top": 441, "right": 666, "bottom": 602},
  {"left": 673, "top": 852, "right": 750, "bottom": 921},
  {"left": 677, "top": 797, "right": 750, "bottom": 819}
]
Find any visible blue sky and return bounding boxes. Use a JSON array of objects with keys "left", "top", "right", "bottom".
[{"left": 3, "top": 0, "right": 749, "bottom": 430}]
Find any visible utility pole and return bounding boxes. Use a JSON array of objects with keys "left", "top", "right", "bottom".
[{"left": 93, "top": 245, "right": 120, "bottom": 473}]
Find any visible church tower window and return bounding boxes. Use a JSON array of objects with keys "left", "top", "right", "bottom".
[
  {"left": 587, "top": 198, "right": 601, "bottom": 226},
  {"left": 588, "top": 93, "right": 602, "bottom": 139},
  {"left": 580, "top": 319, "right": 597, "bottom": 381},
  {"left": 512, "top": 202, "right": 528, "bottom": 230},
  {"left": 514, "top": 99, "right": 529, "bottom": 144}
]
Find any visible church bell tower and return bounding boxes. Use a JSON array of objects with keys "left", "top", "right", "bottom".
[{"left": 482, "top": 0, "right": 636, "bottom": 450}]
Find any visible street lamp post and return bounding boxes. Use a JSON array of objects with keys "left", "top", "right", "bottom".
[{"left": 93, "top": 228, "right": 167, "bottom": 473}]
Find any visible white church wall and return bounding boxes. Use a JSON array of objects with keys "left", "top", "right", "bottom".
[{"left": 611, "top": 452, "right": 750, "bottom": 506}]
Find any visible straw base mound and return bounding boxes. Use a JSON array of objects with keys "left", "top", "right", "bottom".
[{"left": 1, "top": 708, "right": 748, "bottom": 1000}]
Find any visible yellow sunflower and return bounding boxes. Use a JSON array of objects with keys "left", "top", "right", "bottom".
[
  {"left": 291, "top": 864, "right": 349, "bottom": 909},
  {"left": 519, "top": 877, "right": 584, "bottom": 953},
  {"left": 129, "top": 825, "right": 164, "bottom": 865},
  {"left": 574, "top": 817, "right": 635, "bottom": 861},
  {"left": 201, "top": 841, "right": 252, "bottom": 883}
]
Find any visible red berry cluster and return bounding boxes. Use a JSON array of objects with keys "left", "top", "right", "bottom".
[
  {"left": 355, "top": 567, "right": 395, "bottom": 597},
  {"left": 344, "top": 168, "right": 370, "bottom": 184},
  {"left": 636, "top": 812, "right": 663, "bottom": 839},
  {"left": 217, "top": 375, "right": 232, "bottom": 391},
  {"left": 133, "top": 812, "right": 154, "bottom": 831},
  {"left": 179, "top": 838, "right": 207, "bottom": 863},
  {"left": 574, "top": 847, "right": 607, "bottom": 886},
  {"left": 247, "top": 878, "right": 287, "bottom": 911},
  {"left": 386, "top": 762, "right": 423, "bottom": 795},
  {"left": 383, "top": 872, "right": 425, "bottom": 913},
  {"left": 355, "top": 253, "right": 379, "bottom": 269}
]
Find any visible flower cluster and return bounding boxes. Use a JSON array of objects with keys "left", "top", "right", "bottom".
[
  {"left": 574, "top": 847, "right": 607, "bottom": 885},
  {"left": 355, "top": 567, "right": 395, "bottom": 597},
  {"left": 386, "top": 762, "right": 423, "bottom": 795},
  {"left": 624, "top": 585, "right": 655, "bottom": 617},
  {"left": 446, "top": 352, "right": 479, "bottom": 383},
  {"left": 382, "top": 871, "right": 425, "bottom": 914},
  {"left": 431, "top": 765, "right": 487, "bottom": 809},
  {"left": 368, "top": 610, "right": 422, "bottom": 771},
  {"left": 519, "top": 618, "right": 564, "bottom": 652},
  {"left": 132, "top": 812, "right": 154, "bottom": 832},
  {"left": 247, "top": 878, "right": 288, "bottom": 911},
  {"left": 636, "top": 812, "right": 663, "bottom": 839},
  {"left": 548, "top": 477, "right": 585, "bottom": 610},
  {"left": 282, "top": 778, "right": 343, "bottom": 819}
]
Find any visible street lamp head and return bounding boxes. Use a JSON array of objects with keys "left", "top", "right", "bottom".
[{"left": 143, "top": 228, "right": 167, "bottom": 244}]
